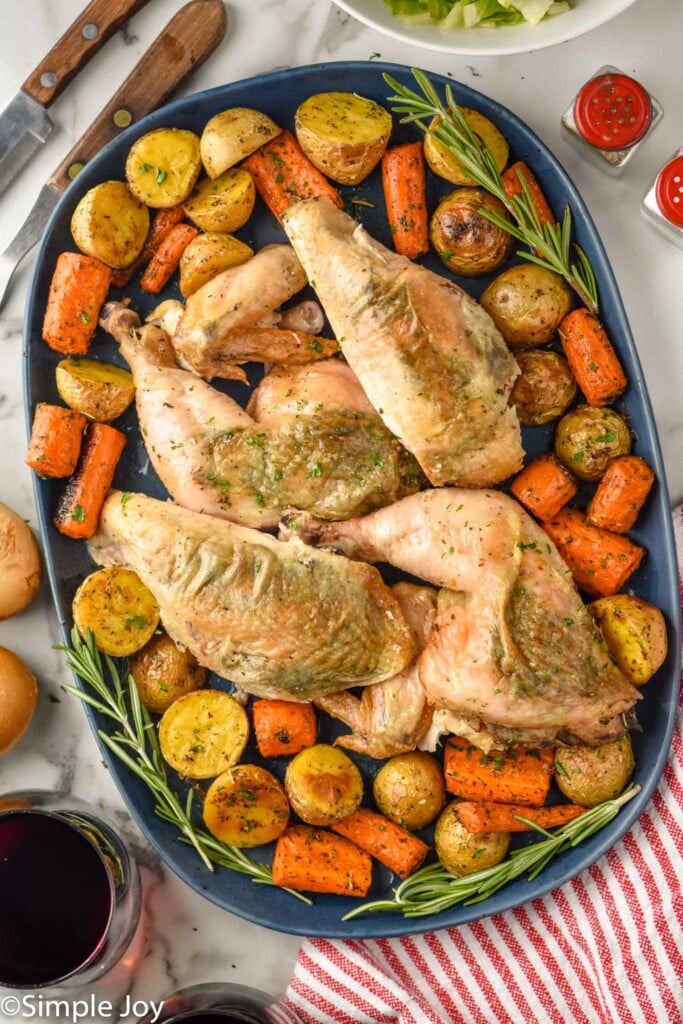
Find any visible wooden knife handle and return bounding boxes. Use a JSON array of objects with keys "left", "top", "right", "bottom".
[
  {"left": 48, "top": 0, "right": 228, "bottom": 195},
  {"left": 22, "top": 0, "right": 154, "bottom": 108}
]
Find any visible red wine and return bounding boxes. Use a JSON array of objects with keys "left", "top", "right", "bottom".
[{"left": 0, "top": 811, "right": 113, "bottom": 986}]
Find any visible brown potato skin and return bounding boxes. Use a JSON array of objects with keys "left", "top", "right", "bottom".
[
  {"left": 481, "top": 264, "right": 572, "bottom": 348},
  {"left": 511, "top": 350, "right": 578, "bottom": 426},
  {"left": 554, "top": 405, "right": 631, "bottom": 482},
  {"left": 555, "top": 735, "right": 634, "bottom": 807},
  {"left": 430, "top": 188, "right": 513, "bottom": 277},
  {"left": 0, "top": 502, "right": 41, "bottom": 620},
  {"left": 129, "top": 632, "right": 206, "bottom": 714},
  {"left": 203, "top": 764, "right": 290, "bottom": 847},
  {"left": 372, "top": 751, "right": 445, "bottom": 831},
  {"left": 588, "top": 595, "right": 668, "bottom": 685},
  {"left": 435, "top": 802, "right": 510, "bottom": 876},
  {"left": 285, "top": 744, "right": 363, "bottom": 826},
  {"left": 0, "top": 646, "right": 37, "bottom": 755}
]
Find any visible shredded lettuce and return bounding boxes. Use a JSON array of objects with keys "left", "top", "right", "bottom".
[{"left": 385, "top": 0, "right": 572, "bottom": 29}]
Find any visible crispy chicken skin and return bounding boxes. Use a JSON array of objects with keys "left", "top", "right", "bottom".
[
  {"left": 282, "top": 197, "right": 523, "bottom": 487},
  {"left": 281, "top": 489, "right": 639, "bottom": 747}
]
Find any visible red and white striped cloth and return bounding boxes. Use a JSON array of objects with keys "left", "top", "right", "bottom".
[{"left": 271, "top": 510, "right": 683, "bottom": 1024}]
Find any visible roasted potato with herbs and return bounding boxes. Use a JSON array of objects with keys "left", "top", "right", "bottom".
[
  {"left": 424, "top": 109, "right": 509, "bottom": 186},
  {"left": 71, "top": 181, "right": 149, "bottom": 269},
  {"left": 0, "top": 646, "right": 37, "bottom": 756},
  {"left": 56, "top": 358, "right": 135, "bottom": 423},
  {"left": 480, "top": 264, "right": 573, "bottom": 348},
  {"left": 510, "top": 350, "right": 578, "bottom": 426},
  {"left": 183, "top": 168, "right": 255, "bottom": 233},
  {"left": 295, "top": 92, "right": 392, "bottom": 185},
  {"left": 0, "top": 502, "right": 41, "bottom": 620},
  {"left": 435, "top": 801, "right": 510, "bottom": 876},
  {"left": 284, "top": 743, "right": 363, "bottom": 826},
  {"left": 372, "top": 751, "right": 445, "bottom": 831},
  {"left": 159, "top": 689, "right": 249, "bottom": 779},
  {"left": 129, "top": 632, "right": 206, "bottom": 714},
  {"left": 430, "top": 188, "right": 513, "bottom": 277},
  {"left": 554, "top": 405, "right": 631, "bottom": 482},
  {"left": 72, "top": 566, "right": 159, "bottom": 657},
  {"left": 555, "top": 735, "right": 634, "bottom": 807},
  {"left": 179, "top": 232, "right": 253, "bottom": 297},
  {"left": 201, "top": 107, "right": 281, "bottom": 179},
  {"left": 203, "top": 764, "right": 290, "bottom": 847},
  {"left": 126, "top": 128, "right": 201, "bottom": 208},
  {"left": 588, "top": 594, "right": 668, "bottom": 685}
]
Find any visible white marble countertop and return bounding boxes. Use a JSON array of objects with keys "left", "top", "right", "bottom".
[{"left": 0, "top": 0, "right": 681, "bottom": 1019}]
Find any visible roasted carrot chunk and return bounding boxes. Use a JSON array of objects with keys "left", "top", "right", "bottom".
[
  {"left": 332, "top": 808, "right": 429, "bottom": 879},
  {"left": 381, "top": 142, "right": 429, "bottom": 259},
  {"left": 456, "top": 800, "right": 586, "bottom": 835},
  {"left": 26, "top": 403, "right": 87, "bottom": 478},
  {"left": 559, "top": 309, "right": 627, "bottom": 407},
  {"left": 42, "top": 252, "right": 112, "bottom": 355},
  {"left": 242, "top": 130, "right": 343, "bottom": 223},
  {"left": 586, "top": 455, "right": 655, "bottom": 534},
  {"left": 145, "top": 204, "right": 187, "bottom": 254},
  {"left": 444, "top": 737, "right": 554, "bottom": 808},
  {"left": 140, "top": 223, "right": 199, "bottom": 294},
  {"left": 502, "top": 161, "right": 556, "bottom": 230},
  {"left": 272, "top": 825, "right": 372, "bottom": 897},
  {"left": 252, "top": 698, "right": 317, "bottom": 758},
  {"left": 54, "top": 422, "right": 126, "bottom": 539},
  {"left": 510, "top": 454, "right": 578, "bottom": 522},
  {"left": 543, "top": 507, "right": 644, "bottom": 597}
]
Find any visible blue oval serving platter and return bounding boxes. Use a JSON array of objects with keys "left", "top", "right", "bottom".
[{"left": 24, "top": 62, "right": 681, "bottom": 938}]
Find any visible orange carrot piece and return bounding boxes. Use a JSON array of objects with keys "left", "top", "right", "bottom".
[
  {"left": 510, "top": 454, "right": 578, "bottom": 522},
  {"left": 272, "top": 825, "right": 372, "bottom": 897},
  {"left": 145, "top": 204, "right": 186, "bottom": 253},
  {"left": 543, "top": 507, "right": 644, "bottom": 597},
  {"left": 54, "top": 422, "right": 126, "bottom": 540},
  {"left": 559, "top": 309, "right": 627, "bottom": 407},
  {"left": 586, "top": 455, "right": 655, "bottom": 534},
  {"left": 242, "top": 130, "right": 343, "bottom": 223},
  {"left": 252, "top": 699, "right": 317, "bottom": 758},
  {"left": 443, "top": 737, "right": 554, "bottom": 808},
  {"left": 502, "top": 162, "right": 556, "bottom": 229},
  {"left": 456, "top": 800, "right": 586, "bottom": 835},
  {"left": 381, "top": 142, "right": 429, "bottom": 259},
  {"left": 332, "top": 808, "right": 429, "bottom": 880},
  {"left": 26, "top": 403, "right": 87, "bottom": 478},
  {"left": 140, "top": 223, "right": 199, "bottom": 294},
  {"left": 42, "top": 252, "right": 112, "bottom": 355}
]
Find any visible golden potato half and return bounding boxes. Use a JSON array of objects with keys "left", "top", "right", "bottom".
[
  {"left": 373, "top": 751, "right": 445, "bottom": 831},
  {"left": 126, "top": 128, "right": 201, "bottom": 208},
  {"left": 295, "top": 92, "right": 392, "bottom": 185},
  {"left": 203, "top": 764, "right": 290, "bottom": 847},
  {"left": 430, "top": 188, "right": 513, "bottom": 278},
  {"left": 201, "top": 107, "right": 281, "bottom": 179},
  {"left": 179, "top": 232, "right": 253, "bottom": 297},
  {"left": 589, "top": 594, "right": 668, "bottom": 685},
  {"left": 555, "top": 735, "right": 635, "bottom": 807},
  {"left": 129, "top": 632, "right": 206, "bottom": 714},
  {"left": 159, "top": 689, "right": 249, "bottom": 779},
  {"left": 424, "top": 108, "right": 509, "bottom": 186},
  {"left": 71, "top": 181, "right": 149, "bottom": 269},
  {"left": 554, "top": 405, "right": 631, "bottom": 483},
  {"left": 183, "top": 169, "right": 255, "bottom": 233},
  {"left": 481, "top": 264, "right": 572, "bottom": 348},
  {"left": 0, "top": 502, "right": 41, "bottom": 620},
  {"left": 72, "top": 566, "right": 160, "bottom": 657},
  {"left": 285, "top": 743, "right": 363, "bottom": 826},
  {"left": 56, "top": 358, "right": 135, "bottom": 423},
  {"left": 435, "top": 802, "right": 510, "bottom": 876},
  {"left": 0, "top": 647, "right": 37, "bottom": 756}
]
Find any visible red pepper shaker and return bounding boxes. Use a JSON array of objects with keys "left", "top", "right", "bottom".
[
  {"left": 561, "top": 65, "right": 663, "bottom": 174},
  {"left": 642, "top": 149, "right": 683, "bottom": 248}
]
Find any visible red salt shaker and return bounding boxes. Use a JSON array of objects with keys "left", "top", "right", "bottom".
[{"left": 642, "top": 149, "right": 683, "bottom": 248}]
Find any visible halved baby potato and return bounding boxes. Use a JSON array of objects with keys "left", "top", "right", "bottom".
[
  {"left": 588, "top": 594, "right": 668, "bottom": 685},
  {"left": 203, "top": 764, "right": 290, "bottom": 847},
  {"left": 179, "top": 232, "right": 253, "bottom": 298},
  {"left": 435, "top": 801, "right": 510, "bottom": 876},
  {"left": 55, "top": 358, "right": 135, "bottom": 423},
  {"left": 424, "top": 108, "right": 509, "bottom": 186},
  {"left": 126, "top": 128, "right": 202, "bottom": 208},
  {"left": 284, "top": 743, "right": 363, "bottom": 826},
  {"left": 158, "top": 689, "right": 249, "bottom": 779},
  {"left": 72, "top": 566, "right": 160, "bottom": 657},
  {"left": 200, "top": 107, "right": 281, "bottom": 178},
  {"left": 128, "top": 631, "right": 206, "bottom": 714},
  {"left": 71, "top": 181, "right": 149, "bottom": 269},
  {"left": 430, "top": 188, "right": 513, "bottom": 277},
  {"left": 183, "top": 168, "right": 255, "bottom": 233},
  {"left": 295, "top": 92, "right": 392, "bottom": 185}
]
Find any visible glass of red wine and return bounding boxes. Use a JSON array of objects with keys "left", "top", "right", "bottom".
[
  {"left": 0, "top": 790, "right": 141, "bottom": 990},
  {"left": 135, "top": 982, "right": 278, "bottom": 1023}
]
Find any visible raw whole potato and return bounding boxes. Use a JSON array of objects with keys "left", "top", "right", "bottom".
[
  {"left": 588, "top": 594, "right": 668, "bottom": 685},
  {"left": 0, "top": 502, "right": 41, "bottom": 620},
  {"left": 72, "top": 566, "right": 160, "bottom": 657},
  {"left": 555, "top": 735, "right": 634, "bottom": 807},
  {"left": 129, "top": 632, "right": 206, "bottom": 714},
  {"left": 159, "top": 689, "right": 249, "bottom": 779},
  {"left": 510, "top": 349, "right": 578, "bottom": 426},
  {"left": 203, "top": 764, "right": 290, "bottom": 847},
  {"left": 55, "top": 358, "right": 135, "bottom": 423},
  {"left": 480, "top": 264, "right": 573, "bottom": 348},
  {"left": 295, "top": 92, "right": 392, "bottom": 185},
  {"left": 0, "top": 646, "right": 37, "bottom": 755},
  {"left": 430, "top": 188, "right": 513, "bottom": 277},
  {"left": 434, "top": 802, "right": 510, "bottom": 876},
  {"left": 183, "top": 168, "right": 255, "bottom": 233},
  {"left": 372, "top": 751, "right": 445, "bottom": 831},
  {"left": 284, "top": 743, "right": 363, "bottom": 826},
  {"left": 126, "top": 128, "right": 202, "bottom": 208},
  {"left": 71, "top": 180, "right": 149, "bottom": 269},
  {"left": 179, "top": 232, "right": 253, "bottom": 297},
  {"left": 200, "top": 107, "right": 281, "bottom": 178},
  {"left": 424, "top": 109, "right": 509, "bottom": 186},
  {"left": 554, "top": 405, "right": 631, "bottom": 482}
]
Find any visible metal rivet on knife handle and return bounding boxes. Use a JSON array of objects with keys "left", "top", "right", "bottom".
[
  {"left": 40, "top": 72, "right": 57, "bottom": 89},
  {"left": 82, "top": 23, "right": 100, "bottom": 40},
  {"left": 113, "top": 109, "right": 132, "bottom": 128},
  {"left": 68, "top": 163, "right": 84, "bottom": 180}
]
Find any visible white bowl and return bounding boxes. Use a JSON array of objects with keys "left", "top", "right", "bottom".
[{"left": 332, "top": 0, "right": 639, "bottom": 55}]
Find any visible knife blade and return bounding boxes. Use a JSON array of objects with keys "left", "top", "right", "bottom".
[
  {"left": 0, "top": 0, "right": 228, "bottom": 310},
  {"left": 0, "top": 0, "right": 155, "bottom": 198}
]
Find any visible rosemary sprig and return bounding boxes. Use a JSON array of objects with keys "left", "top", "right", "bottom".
[
  {"left": 384, "top": 69, "right": 599, "bottom": 313},
  {"left": 343, "top": 785, "right": 639, "bottom": 920},
  {"left": 57, "top": 627, "right": 311, "bottom": 904}
]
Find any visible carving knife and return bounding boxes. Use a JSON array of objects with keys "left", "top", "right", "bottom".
[{"left": 0, "top": 0, "right": 228, "bottom": 310}]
